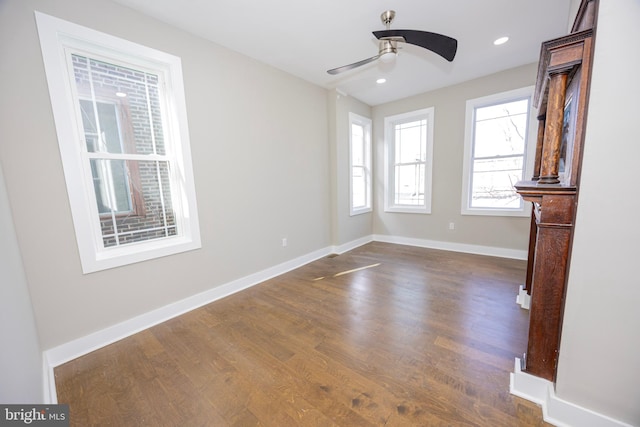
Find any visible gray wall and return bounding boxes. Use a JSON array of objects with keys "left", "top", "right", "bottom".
[
  {"left": 0, "top": 163, "right": 43, "bottom": 403},
  {"left": 555, "top": 0, "right": 640, "bottom": 424},
  {"left": 371, "top": 64, "right": 538, "bottom": 251},
  {"left": 0, "top": 0, "right": 331, "bottom": 351}
]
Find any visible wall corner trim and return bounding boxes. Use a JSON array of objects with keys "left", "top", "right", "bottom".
[
  {"left": 510, "top": 358, "right": 633, "bottom": 427},
  {"left": 42, "top": 353, "right": 57, "bottom": 404},
  {"left": 331, "top": 235, "right": 374, "bottom": 255}
]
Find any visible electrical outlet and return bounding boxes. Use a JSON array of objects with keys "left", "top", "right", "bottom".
[
  {"left": 448, "top": 222, "right": 455, "bottom": 230},
  {"left": 282, "top": 238, "right": 287, "bottom": 247}
]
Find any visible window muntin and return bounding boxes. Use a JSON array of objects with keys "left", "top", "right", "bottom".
[
  {"left": 384, "top": 108, "right": 434, "bottom": 214},
  {"left": 349, "top": 113, "right": 372, "bottom": 215},
  {"left": 462, "top": 87, "right": 535, "bottom": 216},
  {"left": 36, "top": 12, "right": 201, "bottom": 273}
]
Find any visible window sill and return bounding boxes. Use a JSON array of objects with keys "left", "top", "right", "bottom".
[
  {"left": 385, "top": 206, "right": 431, "bottom": 215},
  {"left": 461, "top": 207, "right": 531, "bottom": 217},
  {"left": 83, "top": 234, "right": 201, "bottom": 274},
  {"left": 350, "top": 207, "right": 372, "bottom": 217}
]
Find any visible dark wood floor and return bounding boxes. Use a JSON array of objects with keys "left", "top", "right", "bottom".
[{"left": 55, "top": 242, "right": 549, "bottom": 426}]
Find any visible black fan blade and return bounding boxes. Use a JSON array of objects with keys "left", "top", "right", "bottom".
[
  {"left": 373, "top": 29, "right": 457, "bottom": 62},
  {"left": 327, "top": 54, "right": 381, "bottom": 75}
]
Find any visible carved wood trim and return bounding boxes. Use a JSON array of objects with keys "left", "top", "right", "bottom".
[
  {"left": 534, "top": 29, "right": 593, "bottom": 108},
  {"left": 539, "top": 72, "right": 569, "bottom": 184},
  {"left": 532, "top": 113, "right": 546, "bottom": 181}
]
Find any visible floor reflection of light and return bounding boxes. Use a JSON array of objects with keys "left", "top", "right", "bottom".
[
  {"left": 334, "top": 263, "right": 381, "bottom": 277},
  {"left": 312, "top": 263, "right": 381, "bottom": 281}
]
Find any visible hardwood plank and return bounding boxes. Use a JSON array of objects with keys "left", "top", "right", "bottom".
[{"left": 55, "top": 242, "right": 550, "bottom": 426}]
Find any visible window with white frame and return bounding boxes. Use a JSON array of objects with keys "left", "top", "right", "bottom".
[
  {"left": 461, "top": 87, "right": 536, "bottom": 216},
  {"left": 349, "top": 113, "right": 372, "bottom": 215},
  {"left": 36, "top": 12, "right": 201, "bottom": 273},
  {"left": 384, "top": 108, "right": 434, "bottom": 213}
]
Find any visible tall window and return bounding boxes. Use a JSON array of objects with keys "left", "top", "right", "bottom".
[
  {"left": 384, "top": 108, "right": 434, "bottom": 213},
  {"left": 36, "top": 12, "right": 201, "bottom": 273},
  {"left": 349, "top": 113, "right": 372, "bottom": 215},
  {"left": 462, "top": 87, "right": 536, "bottom": 216}
]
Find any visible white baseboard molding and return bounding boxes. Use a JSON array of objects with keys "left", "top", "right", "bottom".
[
  {"left": 510, "top": 358, "right": 633, "bottom": 427},
  {"left": 372, "top": 234, "right": 528, "bottom": 260},
  {"left": 516, "top": 285, "right": 531, "bottom": 309},
  {"left": 331, "top": 235, "right": 374, "bottom": 255}
]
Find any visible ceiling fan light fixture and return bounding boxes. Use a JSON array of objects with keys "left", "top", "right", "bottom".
[
  {"left": 378, "top": 39, "right": 397, "bottom": 63},
  {"left": 379, "top": 51, "right": 396, "bottom": 63}
]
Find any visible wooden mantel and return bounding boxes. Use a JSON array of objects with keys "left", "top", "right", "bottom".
[{"left": 514, "top": 0, "right": 596, "bottom": 382}]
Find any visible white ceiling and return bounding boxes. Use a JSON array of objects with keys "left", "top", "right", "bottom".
[{"left": 112, "top": 0, "right": 572, "bottom": 106}]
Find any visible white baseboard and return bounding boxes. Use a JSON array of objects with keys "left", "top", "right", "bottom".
[
  {"left": 510, "top": 358, "right": 633, "bottom": 427},
  {"left": 372, "top": 234, "right": 528, "bottom": 260},
  {"left": 331, "top": 235, "right": 373, "bottom": 254},
  {"left": 516, "top": 285, "right": 531, "bottom": 309}
]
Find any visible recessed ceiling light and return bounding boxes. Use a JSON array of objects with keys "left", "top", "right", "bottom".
[
  {"left": 494, "top": 36, "right": 509, "bottom": 46},
  {"left": 376, "top": 78, "right": 387, "bottom": 84},
  {"left": 115, "top": 92, "right": 127, "bottom": 97}
]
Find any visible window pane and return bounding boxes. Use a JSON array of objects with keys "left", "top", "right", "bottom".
[
  {"left": 396, "top": 121, "right": 426, "bottom": 163},
  {"left": 81, "top": 100, "right": 124, "bottom": 153},
  {"left": 352, "top": 166, "right": 366, "bottom": 208},
  {"left": 90, "top": 159, "right": 132, "bottom": 214},
  {"left": 395, "top": 163, "right": 425, "bottom": 205},
  {"left": 474, "top": 99, "right": 528, "bottom": 158},
  {"left": 98, "top": 160, "right": 176, "bottom": 247},
  {"left": 475, "top": 99, "right": 529, "bottom": 121},
  {"left": 471, "top": 157, "right": 523, "bottom": 209},
  {"left": 351, "top": 123, "right": 364, "bottom": 166},
  {"left": 72, "top": 54, "right": 166, "bottom": 155}
]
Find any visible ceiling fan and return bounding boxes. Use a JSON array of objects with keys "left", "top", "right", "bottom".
[{"left": 327, "top": 10, "right": 458, "bottom": 75}]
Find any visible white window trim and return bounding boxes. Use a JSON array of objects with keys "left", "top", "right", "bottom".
[
  {"left": 348, "top": 112, "right": 372, "bottom": 216},
  {"left": 384, "top": 107, "right": 434, "bottom": 214},
  {"left": 461, "top": 86, "right": 536, "bottom": 217},
  {"left": 36, "top": 12, "right": 201, "bottom": 273}
]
